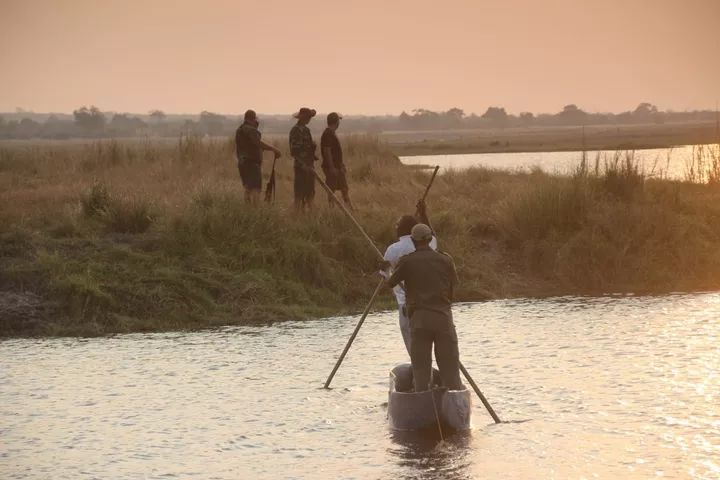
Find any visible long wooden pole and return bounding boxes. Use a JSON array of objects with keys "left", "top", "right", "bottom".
[
  {"left": 323, "top": 277, "right": 385, "bottom": 389},
  {"left": 313, "top": 169, "right": 384, "bottom": 261},
  {"left": 421, "top": 166, "right": 440, "bottom": 203},
  {"left": 459, "top": 361, "right": 501, "bottom": 423}
]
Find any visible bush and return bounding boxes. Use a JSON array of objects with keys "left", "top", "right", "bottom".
[{"left": 80, "top": 183, "right": 154, "bottom": 233}]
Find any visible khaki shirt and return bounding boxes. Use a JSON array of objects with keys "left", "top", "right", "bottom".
[{"left": 387, "top": 246, "right": 459, "bottom": 330}]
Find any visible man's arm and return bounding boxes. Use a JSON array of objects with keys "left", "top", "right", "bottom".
[
  {"left": 260, "top": 140, "right": 282, "bottom": 157},
  {"left": 386, "top": 257, "right": 406, "bottom": 288},
  {"left": 446, "top": 254, "right": 459, "bottom": 299},
  {"left": 289, "top": 127, "right": 302, "bottom": 158},
  {"left": 416, "top": 199, "right": 433, "bottom": 232},
  {"left": 322, "top": 146, "right": 335, "bottom": 171}
]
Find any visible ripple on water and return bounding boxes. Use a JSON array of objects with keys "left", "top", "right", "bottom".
[{"left": 1, "top": 293, "right": 719, "bottom": 479}]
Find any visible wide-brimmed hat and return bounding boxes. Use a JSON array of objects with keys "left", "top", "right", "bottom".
[{"left": 293, "top": 107, "right": 316, "bottom": 119}]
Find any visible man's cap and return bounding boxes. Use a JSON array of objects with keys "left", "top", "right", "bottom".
[
  {"left": 327, "top": 112, "right": 343, "bottom": 124},
  {"left": 411, "top": 223, "right": 433, "bottom": 242},
  {"left": 293, "top": 107, "right": 316, "bottom": 119},
  {"left": 244, "top": 109, "right": 257, "bottom": 121}
]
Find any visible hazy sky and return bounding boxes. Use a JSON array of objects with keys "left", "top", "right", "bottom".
[{"left": 2, "top": 0, "right": 719, "bottom": 115}]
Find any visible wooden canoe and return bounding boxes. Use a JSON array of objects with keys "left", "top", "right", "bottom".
[{"left": 387, "top": 363, "right": 472, "bottom": 431}]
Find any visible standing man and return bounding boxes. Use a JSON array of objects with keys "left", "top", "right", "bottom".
[
  {"left": 321, "top": 112, "right": 353, "bottom": 209},
  {"left": 386, "top": 223, "right": 462, "bottom": 392},
  {"left": 289, "top": 107, "right": 317, "bottom": 211},
  {"left": 235, "top": 109, "right": 281, "bottom": 204},
  {"left": 381, "top": 201, "right": 437, "bottom": 355}
]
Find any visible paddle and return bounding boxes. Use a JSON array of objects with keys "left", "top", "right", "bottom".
[
  {"left": 415, "top": 165, "right": 440, "bottom": 216},
  {"left": 313, "top": 169, "right": 384, "bottom": 261},
  {"left": 323, "top": 278, "right": 385, "bottom": 389},
  {"left": 459, "top": 361, "right": 501, "bottom": 423}
]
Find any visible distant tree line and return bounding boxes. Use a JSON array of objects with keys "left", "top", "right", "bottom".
[{"left": 0, "top": 103, "right": 717, "bottom": 139}]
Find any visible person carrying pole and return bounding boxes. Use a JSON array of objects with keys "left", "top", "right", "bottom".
[
  {"left": 235, "top": 109, "right": 282, "bottom": 205},
  {"left": 385, "top": 223, "right": 463, "bottom": 392},
  {"left": 380, "top": 200, "right": 437, "bottom": 356},
  {"left": 321, "top": 112, "right": 353, "bottom": 210},
  {"left": 289, "top": 107, "right": 318, "bottom": 211}
]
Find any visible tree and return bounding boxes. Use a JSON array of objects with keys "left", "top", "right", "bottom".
[
  {"left": 519, "top": 112, "right": 535, "bottom": 125},
  {"left": 556, "top": 104, "right": 587, "bottom": 124},
  {"left": 481, "top": 107, "right": 508, "bottom": 126},
  {"left": 633, "top": 102, "right": 658, "bottom": 116},
  {"left": 73, "top": 105, "right": 106, "bottom": 132},
  {"left": 110, "top": 114, "right": 147, "bottom": 134},
  {"left": 199, "top": 111, "right": 227, "bottom": 136},
  {"left": 149, "top": 110, "right": 166, "bottom": 122},
  {"left": 17, "top": 118, "right": 41, "bottom": 138}
]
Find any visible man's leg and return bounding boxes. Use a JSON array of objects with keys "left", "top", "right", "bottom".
[
  {"left": 398, "top": 305, "right": 412, "bottom": 357},
  {"left": 434, "top": 324, "right": 462, "bottom": 390},
  {"left": 293, "top": 166, "right": 304, "bottom": 211},
  {"left": 410, "top": 327, "right": 434, "bottom": 392}
]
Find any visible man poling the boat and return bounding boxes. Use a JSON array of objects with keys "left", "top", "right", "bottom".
[{"left": 385, "top": 223, "right": 463, "bottom": 392}]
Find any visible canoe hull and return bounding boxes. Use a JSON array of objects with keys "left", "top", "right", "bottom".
[{"left": 388, "top": 363, "right": 472, "bottom": 431}]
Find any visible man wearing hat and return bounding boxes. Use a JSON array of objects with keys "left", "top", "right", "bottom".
[
  {"left": 385, "top": 223, "right": 462, "bottom": 392},
  {"left": 321, "top": 112, "right": 353, "bottom": 209},
  {"left": 289, "top": 107, "right": 317, "bottom": 210},
  {"left": 235, "top": 109, "right": 282, "bottom": 204}
]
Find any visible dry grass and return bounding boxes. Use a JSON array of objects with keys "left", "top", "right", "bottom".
[{"left": 2, "top": 137, "right": 720, "bottom": 336}]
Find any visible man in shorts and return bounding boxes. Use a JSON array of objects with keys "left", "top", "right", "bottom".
[
  {"left": 289, "top": 107, "right": 317, "bottom": 211},
  {"left": 321, "top": 112, "right": 353, "bottom": 210},
  {"left": 235, "top": 109, "right": 281, "bottom": 204}
]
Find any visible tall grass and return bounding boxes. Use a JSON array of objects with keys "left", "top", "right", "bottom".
[
  {"left": 2, "top": 137, "right": 720, "bottom": 336},
  {"left": 685, "top": 143, "right": 720, "bottom": 184}
]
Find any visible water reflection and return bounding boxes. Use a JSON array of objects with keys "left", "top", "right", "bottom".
[
  {"left": 1, "top": 293, "right": 719, "bottom": 479},
  {"left": 400, "top": 144, "right": 700, "bottom": 179},
  {"left": 388, "top": 429, "right": 474, "bottom": 480}
]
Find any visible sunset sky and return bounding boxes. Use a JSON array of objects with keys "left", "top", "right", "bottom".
[{"left": 2, "top": 0, "right": 718, "bottom": 115}]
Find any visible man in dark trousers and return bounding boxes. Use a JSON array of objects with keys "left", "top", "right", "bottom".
[
  {"left": 386, "top": 223, "right": 463, "bottom": 392},
  {"left": 289, "top": 107, "right": 317, "bottom": 211},
  {"left": 235, "top": 109, "right": 281, "bottom": 204},
  {"left": 321, "top": 112, "right": 353, "bottom": 209}
]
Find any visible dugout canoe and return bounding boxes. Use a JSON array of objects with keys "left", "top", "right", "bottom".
[{"left": 387, "top": 363, "right": 472, "bottom": 431}]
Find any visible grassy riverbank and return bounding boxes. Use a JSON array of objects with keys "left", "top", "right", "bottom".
[{"left": 2, "top": 137, "right": 720, "bottom": 336}]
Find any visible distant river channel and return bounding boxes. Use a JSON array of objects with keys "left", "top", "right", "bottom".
[
  {"left": 2, "top": 294, "right": 719, "bottom": 479},
  {"left": 400, "top": 145, "right": 707, "bottom": 179}
]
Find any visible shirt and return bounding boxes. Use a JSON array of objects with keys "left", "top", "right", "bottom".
[
  {"left": 387, "top": 246, "right": 459, "bottom": 329},
  {"left": 320, "top": 128, "right": 343, "bottom": 169},
  {"left": 289, "top": 123, "right": 315, "bottom": 168},
  {"left": 235, "top": 122, "right": 262, "bottom": 165},
  {"left": 382, "top": 234, "right": 437, "bottom": 305}
]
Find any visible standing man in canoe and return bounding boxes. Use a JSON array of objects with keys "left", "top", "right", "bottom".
[
  {"left": 381, "top": 201, "right": 437, "bottom": 355},
  {"left": 321, "top": 112, "right": 353, "bottom": 210},
  {"left": 289, "top": 107, "right": 318, "bottom": 211},
  {"left": 235, "top": 109, "right": 282, "bottom": 204},
  {"left": 385, "top": 223, "right": 462, "bottom": 392}
]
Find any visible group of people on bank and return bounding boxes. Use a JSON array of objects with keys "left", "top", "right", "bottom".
[
  {"left": 235, "top": 107, "right": 462, "bottom": 393},
  {"left": 235, "top": 107, "right": 352, "bottom": 210}
]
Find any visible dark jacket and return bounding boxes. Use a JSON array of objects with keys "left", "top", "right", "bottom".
[
  {"left": 387, "top": 246, "right": 459, "bottom": 330},
  {"left": 235, "top": 122, "right": 262, "bottom": 165}
]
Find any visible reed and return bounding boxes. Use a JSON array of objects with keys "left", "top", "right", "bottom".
[{"left": 2, "top": 137, "right": 720, "bottom": 336}]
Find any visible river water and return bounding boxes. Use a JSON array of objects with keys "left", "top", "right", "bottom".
[
  {"left": 1, "top": 294, "right": 719, "bottom": 479},
  {"left": 400, "top": 145, "right": 711, "bottom": 179}
]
